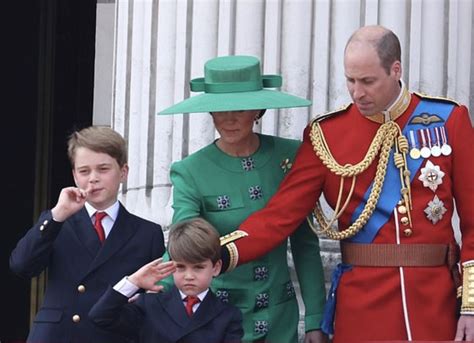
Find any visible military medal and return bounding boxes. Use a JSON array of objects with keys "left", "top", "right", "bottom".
[
  {"left": 409, "top": 130, "right": 421, "bottom": 159},
  {"left": 424, "top": 195, "right": 447, "bottom": 224},
  {"left": 430, "top": 127, "right": 442, "bottom": 157},
  {"left": 419, "top": 129, "right": 431, "bottom": 158},
  {"left": 440, "top": 126, "right": 452, "bottom": 156},
  {"left": 418, "top": 160, "right": 445, "bottom": 192},
  {"left": 425, "top": 128, "right": 438, "bottom": 157}
]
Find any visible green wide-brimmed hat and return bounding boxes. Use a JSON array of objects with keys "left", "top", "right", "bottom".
[{"left": 159, "top": 55, "right": 311, "bottom": 115}]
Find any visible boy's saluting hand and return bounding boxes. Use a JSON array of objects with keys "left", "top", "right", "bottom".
[{"left": 128, "top": 258, "right": 176, "bottom": 293}]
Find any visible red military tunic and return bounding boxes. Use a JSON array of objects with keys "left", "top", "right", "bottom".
[{"left": 231, "top": 93, "right": 474, "bottom": 341}]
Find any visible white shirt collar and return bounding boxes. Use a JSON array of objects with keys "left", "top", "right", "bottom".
[
  {"left": 179, "top": 288, "right": 209, "bottom": 302},
  {"left": 85, "top": 201, "right": 120, "bottom": 221}
]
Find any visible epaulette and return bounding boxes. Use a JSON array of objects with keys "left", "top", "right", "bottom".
[
  {"left": 414, "top": 91, "right": 459, "bottom": 106},
  {"left": 220, "top": 230, "right": 248, "bottom": 246},
  {"left": 311, "top": 103, "right": 351, "bottom": 124}
]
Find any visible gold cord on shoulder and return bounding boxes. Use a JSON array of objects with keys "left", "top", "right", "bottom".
[{"left": 308, "top": 120, "right": 412, "bottom": 240}]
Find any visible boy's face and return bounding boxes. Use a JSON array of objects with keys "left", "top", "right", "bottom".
[
  {"left": 72, "top": 147, "right": 128, "bottom": 210},
  {"left": 173, "top": 259, "right": 222, "bottom": 296}
]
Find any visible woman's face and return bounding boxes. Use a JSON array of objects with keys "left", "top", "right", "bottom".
[{"left": 211, "top": 110, "right": 260, "bottom": 147}]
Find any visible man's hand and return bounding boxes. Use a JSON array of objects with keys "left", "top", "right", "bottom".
[
  {"left": 455, "top": 315, "right": 474, "bottom": 341},
  {"left": 128, "top": 258, "right": 176, "bottom": 292},
  {"left": 51, "top": 186, "right": 90, "bottom": 222},
  {"left": 304, "top": 330, "right": 328, "bottom": 343}
]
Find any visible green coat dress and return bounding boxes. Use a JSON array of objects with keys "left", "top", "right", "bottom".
[{"left": 170, "top": 134, "right": 326, "bottom": 342}]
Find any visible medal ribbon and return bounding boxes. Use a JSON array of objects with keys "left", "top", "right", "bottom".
[
  {"left": 321, "top": 99, "right": 455, "bottom": 335},
  {"left": 349, "top": 100, "right": 454, "bottom": 243}
]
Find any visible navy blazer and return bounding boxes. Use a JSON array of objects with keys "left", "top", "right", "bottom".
[
  {"left": 89, "top": 286, "right": 243, "bottom": 343},
  {"left": 10, "top": 203, "right": 165, "bottom": 343}
]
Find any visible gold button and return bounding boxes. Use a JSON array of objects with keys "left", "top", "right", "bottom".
[
  {"left": 398, "top": 206, "right": 407, "bottom": 214},
  {"left": 39, "top": 225, "right": 45, "bottom": 231},
  {"left": 77, "top": 285, "right": 86, "bottom": 293},
  {"left": 400, "top": 217, "right": 409, "bottom": 226},
  {"left": 403, "top": 228, "right": 412, "bottom": 237},
  {"left": 72, "top": 314, "right": 81, "bottom": 323}
]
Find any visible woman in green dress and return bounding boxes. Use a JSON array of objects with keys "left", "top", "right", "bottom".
[{"left": 160, "top": 55, "right": 326, "bottom": 343}]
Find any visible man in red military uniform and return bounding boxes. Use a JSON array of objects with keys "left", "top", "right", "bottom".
[{"left": 220, "top": 25, "right": 474, "bottom": 341}]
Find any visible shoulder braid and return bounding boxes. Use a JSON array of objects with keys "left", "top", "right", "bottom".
[
  {"left": 311, "top": 104, "right": 351, "bottom": 124},
  {"left": 308, "top": 119, "right": 412, "bottom": 240},
  {"left": 414, "top": 91, "right": 459, "bottom": 106}
]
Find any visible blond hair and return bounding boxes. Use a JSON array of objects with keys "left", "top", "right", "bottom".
[{"left": 67, "top": 126, "right": 127, "bottom": 168}]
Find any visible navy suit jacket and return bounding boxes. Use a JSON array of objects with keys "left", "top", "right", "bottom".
[
  {"left": 10, "top": 203, "right": 165, "bottom": 343},
  {"left": 89, "top": 286, "right": 243, "bottom": 343}
]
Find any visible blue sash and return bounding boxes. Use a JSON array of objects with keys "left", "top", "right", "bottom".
[
  {"left": 320, "top": 99, "right": 455, "bottom": 335},
  {"left": 350, "top": 100, "right": 454, "bottom": 243},
  {"left": 320, "top": 263, "right": 352, "bottom": 335}
]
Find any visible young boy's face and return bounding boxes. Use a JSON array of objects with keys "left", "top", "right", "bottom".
[
  {"left": 173, "top": 259, "right": 222, "bottom": 296},
  {"left": 72, "top": 147, "right": 128, "bottom": 210}
]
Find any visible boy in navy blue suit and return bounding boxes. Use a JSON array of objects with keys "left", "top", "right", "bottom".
[
  {"left": 10, "top": 126, "right": 166, "bottom": 343},
  {"left": 89, "top": 217, "right": 243, "bottom": 343}
]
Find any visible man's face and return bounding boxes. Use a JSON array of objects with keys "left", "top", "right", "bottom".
[{"left": 344, "top": 42, "right": 401, "bottom": 116}]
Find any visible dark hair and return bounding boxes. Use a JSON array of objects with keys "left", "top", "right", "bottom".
[
  {"left": 168, "top": 217, "right": 221, "bottom": 264},
  {"left": 375, "top": 30, "right": 401, "bottom": 74},
  {"left": 346, "top": 26, "right": 401, "bottom": 75},
  {"left": 67, "top": 126, "right": 128, "bottom": 168}
]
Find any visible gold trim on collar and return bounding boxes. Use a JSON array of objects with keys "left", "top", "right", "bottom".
[{"left": 366, "top": 85, "right": 411, "bottom": 124}]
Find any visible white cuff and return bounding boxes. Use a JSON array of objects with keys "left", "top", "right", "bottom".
[{"left": 113, "top": 276, "right": 140, "bottom": 298}]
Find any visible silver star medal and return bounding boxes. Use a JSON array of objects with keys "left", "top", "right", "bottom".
[
  {"left": 424, "top": 195, "right": 447, "bottom": 224},
  {"left": 418, "top": 160, "right": 445, "bottom": 192}
]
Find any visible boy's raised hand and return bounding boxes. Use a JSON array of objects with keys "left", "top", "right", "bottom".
[
  {"left": 51, "top": 186, "right": 90, "bottom": 222},
  {"left": 128, "top": 258, "right": 176, "bottom": 292}
]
